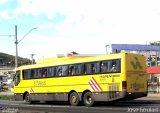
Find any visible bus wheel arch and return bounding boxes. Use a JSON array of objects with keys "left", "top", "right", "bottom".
[
  {"left": 82, "top": 90, "right": 95, "bottom": 107},
  {"left": 23, "top": 91, "right": 29, "bottom": 100},
  {"left": 68, "top": 90, "right": 80, "bottom": 106},
  {"left": 23, "top": 92, "right": 32, "bottom": 104}
]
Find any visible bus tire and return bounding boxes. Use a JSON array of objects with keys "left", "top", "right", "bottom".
[
  {"left": 83, "top": 92, "right": 94, "bottom": 107},
  {"left": 69, "top": 92, "right": 80, "bottom": 106},
  {"left": 24, "top": 93, "right": 32, "bottom": 104}
]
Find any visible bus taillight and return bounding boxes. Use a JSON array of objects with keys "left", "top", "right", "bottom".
[{"left": 122, "top": 81, "right": 127, "bottom": 89}]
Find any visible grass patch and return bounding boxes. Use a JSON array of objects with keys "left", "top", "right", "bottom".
[{"left": 0, "top": 95, "right": 14, "bottom": 100}]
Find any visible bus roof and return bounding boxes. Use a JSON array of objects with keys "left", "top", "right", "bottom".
[{"left": 16, "top": 53, "right": 143, "bottom": 70}]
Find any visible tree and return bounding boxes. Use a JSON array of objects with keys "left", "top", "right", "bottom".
[{"left": 150, "top": 41, "right": 160, "bottom": 46}]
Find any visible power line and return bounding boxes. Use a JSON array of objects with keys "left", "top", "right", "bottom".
[{"left": 0, "top": 35, "right": 15, "bottom": 37}]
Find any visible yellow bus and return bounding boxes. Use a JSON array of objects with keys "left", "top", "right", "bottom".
[{"left": 14, "top": 53, "right": 147, "bottom": 107}]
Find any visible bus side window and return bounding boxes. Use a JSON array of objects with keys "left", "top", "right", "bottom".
[
  {"left": 94, "top": 62, "right": 100, "bottom": 73},
  {"left": 79, "top": 64, "right": 83, "bottom": 75},
  {"left": 48, "top": 67, "right": 55, "bottom": 77},
  {"left": 74, "top": 64, "right": 81, "bottom": 75},
  {"left": 81, "top": 64, "right": 85, "bottom": 75},
  {"left": 42, "top": 68, "right": 47, "bottom": 77},
  {"left": 37, "top": 68, "right": 42, "bottom": 78},
  {"left": 101, "top": 61, "right": 108, "bottom": 73},
  {"left": 109, "top": 59, "right": 120, "bottom": 72},
  {"left": 90, "top": 64, "right": 95, "bottom": 73},
  {"left": 31, "top": 69, "right": 35, "bottom": 78},
  {"left": 116, "top": 59, "right": 121, "bottom": 72},
  {"left": 84, "top": 64, "right": 89, "bottom": 74},
  {"left": 69, "top": 65, "right": 74, "bottom": 75},
  {"left": 33, "top": 69, "right": 37, "bottom": 78},
  {"left": 111, "top": 64, "right": 116, "bottom": 72},
  {"left": 23, "top": 69, "right": 31, "bottom": 79},
  {"left": 56, "top": 66, "right": 62, "bottom": 76},
  {"left": 62, "top": 65, "right": 68, "bottom": 76}
]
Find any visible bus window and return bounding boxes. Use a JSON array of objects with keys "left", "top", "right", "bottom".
[
  {"left": 92, "top": 62, "right": 100, "bottom": 73},
  {"left": 69, "top": 65, "right": 74, "bottom": 75},
  {"left": 47, "top": 67, "right": 55, "bottom": 77},
  {"left": 23, "top": 69, "right": 31, "bottom": 79},
  {"left": 42, "top": 68, "right": 47, "bottom": 77},
  {"left": 84, "top": 62, "right": 100, "bottom": 74},
  {"left": 84, "top": 64, "right": 90, "bottom": 74},
  {"left": 110, "top": 64, "right": 116, "bottom": 72},
  {"left": 74, "top": 64, "right": 82, "bottom": 75},
  {"left": 101, "top": 61, "right": 108, "bottom": 73},
  {"left": 90, "top": 64, "right": 95, "bottom": 73},
  {"left": 116, "top": 59, "right": 121, "bottom": 72},
  {"left": 31, "top": 69, "right": 35, "bottom": 78},
  {"left": 62, "top": 66, "right": 68, "bottom": 76},
  {"left": 15, "top": 71, "right": 20, "bottom": 86},
  {"left": 56, "top": 66, "right": 62, "bottom": 76},
  {"left": 69, "top": 64, "right": 82, "bottom": 75},
  {"left": 36, "top": 68, "right": 42, "bottom": 78},
  {"left": 109, "top": 59, "right": 121, "bottom": 72}
]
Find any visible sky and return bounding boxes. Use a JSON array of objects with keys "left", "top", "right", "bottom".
[{"left": 0, "top": 0, "right": 160, "bottom": 61}]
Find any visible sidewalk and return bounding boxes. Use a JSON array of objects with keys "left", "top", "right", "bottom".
[{"left": 147, "top": 93, "right": 160, "bottom": 98}]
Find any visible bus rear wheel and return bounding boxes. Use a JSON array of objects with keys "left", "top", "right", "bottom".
[
  {"left": 24, "top": 93, "right": 32, "bottom": 104},
  {"left": 69, "top": 92, "right": 80, "bottom": 106},
  {"left": 83, "top": 92, "right": 95, "bottom": 107}
]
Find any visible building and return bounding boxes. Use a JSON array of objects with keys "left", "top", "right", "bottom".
[{"left": 106, "top": 44, "right": 160, "bottom": 93}]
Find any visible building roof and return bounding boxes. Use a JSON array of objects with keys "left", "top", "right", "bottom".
[{"left": 111, "top": 44, "right": 160, "bottom": 51}]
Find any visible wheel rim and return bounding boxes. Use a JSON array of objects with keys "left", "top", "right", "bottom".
[
  {"left": 26, "top": 94, "right": 30, "bottom": 102},
  {"left": 86, "top": 96, "right": 92, "bottom": 104},
  {"left": 70, "top": 92, "right": 79, "bottom": 106},
  {"left": 72, "top": 95, "right": 77, "bottom": 103}
]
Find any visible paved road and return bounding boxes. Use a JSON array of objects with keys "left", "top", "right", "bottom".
[{"left": 0, "top": 98, "right": 160, "bottom": 113}]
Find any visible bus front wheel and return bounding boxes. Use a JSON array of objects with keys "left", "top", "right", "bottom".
[
  {"left": 69, "top": 92, "right": 80, "bottom": 106},
  {"left": 83, "top": 92, "right": 95, "bottom": 107},
  {"left": 24, "top": 93, "right": 32, "bottom": 104}
]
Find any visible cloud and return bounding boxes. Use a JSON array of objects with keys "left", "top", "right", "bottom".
[
  {"left": 2, "top": 0, "right": 160, "bottom": 60},
  {"left": 0, "top": 10, "right": 13, "bottom": 19},
  {"left": 15, "top": 0, "right": 67, "bottom": 19},
  {"left": 14, "top": 0, "right": 111, "bottom": 19},
  {"left": 0, "top": 0, "right": 11, "bottom": 5}
]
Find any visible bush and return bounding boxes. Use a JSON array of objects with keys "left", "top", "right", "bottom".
[{"left": 0, "top": 95, "right": 14, "bottom": 100}]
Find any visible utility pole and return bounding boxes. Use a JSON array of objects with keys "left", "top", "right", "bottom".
[
  {"left": 15, "top": 25, "right": 18, "bottom": 68},
  {"left": 14, "top": 25, "right": 37, "bottom": 68},
  {"left": 1, "top": 25, "right": 37, "bottom": 68}
]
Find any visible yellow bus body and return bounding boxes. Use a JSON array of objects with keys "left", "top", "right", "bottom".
[{"left": 14, "top": 53, "right": 147, "bottom": 106}]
